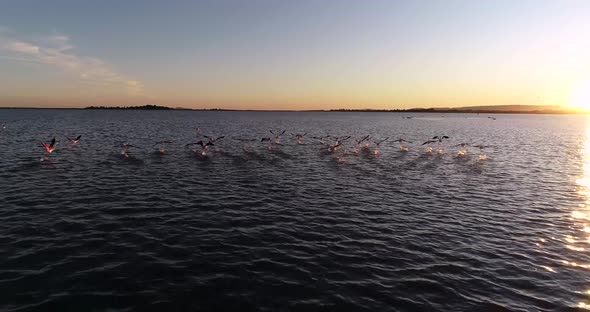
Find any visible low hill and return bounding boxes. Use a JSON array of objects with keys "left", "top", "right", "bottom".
[
  {"left": 84, "top": 105, "right": 171, "bottom": 110},
  {"left": 445, "top": 105, "right": 569, "bottom": 113}
]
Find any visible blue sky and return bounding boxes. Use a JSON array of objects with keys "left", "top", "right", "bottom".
[{"left": 1, "top": 0, "right": 590, "bottom": 109}]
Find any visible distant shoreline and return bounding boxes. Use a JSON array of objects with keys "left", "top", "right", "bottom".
[{"left": 0, "top": 105, "right": 586, "bottom": 115}]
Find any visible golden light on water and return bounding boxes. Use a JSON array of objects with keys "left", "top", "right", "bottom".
[
  {"left": 582, "top": 289, "right": 590, "bottom": 311},
  {"left": 567, "top": 245, "right": 585, "bottom": 252},
  {"left": 571, "top": 80, "right": 590, "bottom": 111},
  {"left": 562, "top": 260, "right": 590, "bottom": 270},
  {"left": 566, "top": 122, "right": 590, "bottom": 308},
  {"left": 571, "top": 125, "right": 590, "bottom": 254},
  {"left": 573, "top": 210, "right": 590, "bottom": 221}
]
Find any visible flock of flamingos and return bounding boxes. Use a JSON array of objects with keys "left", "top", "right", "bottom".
[{"left": 34, "top": 127, "right": 490, "bottom": 163}]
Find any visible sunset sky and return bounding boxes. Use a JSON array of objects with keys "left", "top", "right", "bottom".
[{"left": 1, "top": 0, "right": 589, "bottom": 110}]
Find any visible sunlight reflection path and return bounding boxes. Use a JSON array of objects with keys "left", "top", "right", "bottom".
[{"left": 572, "top": 123, "right": 590, "bottom": 309}]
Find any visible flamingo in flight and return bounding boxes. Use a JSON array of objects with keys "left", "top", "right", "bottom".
[
  {"left": 204, "top": 135, "right": 225, "bottom": 146},
  {"left": 260, "top": 130, "right": 285, "bottom": 149},
  {"left": 422, "top": 136, "right": 450, "bottom": 145},
  {"left": 323, "top": 136, "right": 351, "bottom": 153},
  {"left": 116, "top": 142, "right": 138, "bottom": 158},
  {"left": 455, "top": 143, "right": 470, "bottom": 157},
  {"left": 471, "top": 144, "right": 490, "bottom": 160},
  {"left": 186, "top": 140, "right": 213, "bottom": 156},
  {"left": 393, "top": 138, "right": 412, "bottom": 151},
  {"left": 351, "top": 135, "right": 370, "bottom": 153},
  {"left": 422, "top": 136, "right": 448, "bottom": 154},
  {"left": 67, "top": 135, "right": 82, "bottom": 145},
  {"left": 372, "top": 137, "right": 389, "bottom": 155},
  {"left": 260, "top": 136, "right": 276, "bottom": 150},
  {"left": 186, "top": 135, "right": 224, "bottom": 155},
  {"left": 42, "top": 138, "right": 57, "bottom": 154},
  {"left": 292, "top": 132, "right": 307, "bottom": 145},
  {"left": 432, "top": 135, "right": 450, "bottom": 142},
  {"left": 269, "top": 129, "right": 286, "bottom": 145},
  {"left": 359, "top": 135, "right": 372, "bottom": 149}
]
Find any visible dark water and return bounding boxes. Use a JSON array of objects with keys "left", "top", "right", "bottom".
[{"left": 1, "top": 110, "right": 589, "bottom": 311}]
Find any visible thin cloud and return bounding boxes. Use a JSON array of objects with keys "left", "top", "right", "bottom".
[{"left": 0, "top": 33, "right": 143, "bottom": 96}]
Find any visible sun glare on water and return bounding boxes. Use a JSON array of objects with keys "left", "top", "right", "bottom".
[
  {"left": 570, "top": 80, "right": 590, "bottom": 111},
  {"left": 570, "top": 123, "right": 590, "bottom": 309}
]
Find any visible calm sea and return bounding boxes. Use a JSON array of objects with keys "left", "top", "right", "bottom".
[{"left": 0, "top": 110, "right": 589, "bottom": 311}]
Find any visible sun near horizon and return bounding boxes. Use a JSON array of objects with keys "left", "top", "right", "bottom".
[{"left": 1, "top": 1, "right": 589, "bottom": 111}]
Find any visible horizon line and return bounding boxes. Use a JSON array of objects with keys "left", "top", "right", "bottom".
[{"left": 0, "top": 104, "right": 587, "bottom": 115}]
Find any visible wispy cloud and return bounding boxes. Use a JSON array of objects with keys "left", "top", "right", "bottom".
[{"left": 0, "top": 32, "right": 143, "bottom": 96}]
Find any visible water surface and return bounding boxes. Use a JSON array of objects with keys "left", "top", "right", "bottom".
[{"left": 0, "top": 110, "right": 589, "bottom": 311}]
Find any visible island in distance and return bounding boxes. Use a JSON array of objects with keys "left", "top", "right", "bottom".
[
  {"left": 78, "top": 104, "right": 585, "bottom": 114},
  {"left": 84, "top": 105, "right": 172, "bottom": 110}
]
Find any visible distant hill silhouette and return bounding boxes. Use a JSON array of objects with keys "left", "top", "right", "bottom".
[
  {"left": 1, "top": 104, "right": 584, "bottom": 114},
  {"left": 84, "top": 105, "right": 171, "bottom": 110},
  {"left": 445, "top": 104, "right": 566, "bottom": 112},
  {"left": 330, "top": 105, "right": 580, "bottom": 114}
]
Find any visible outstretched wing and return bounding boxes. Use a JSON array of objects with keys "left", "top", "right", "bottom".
[
  {"left": 50, "top": 138, "right": 56, "bottom": 148},
  {"left": 376, "top": 137, "right": 390, "bottom": 145},
  {"left": 76, "top": 135, "right": 82, "bottom": 140},
  {"left": 357, "top": 135, "right": 370, "bottom": 144}
]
